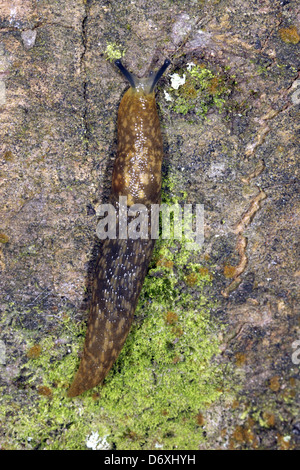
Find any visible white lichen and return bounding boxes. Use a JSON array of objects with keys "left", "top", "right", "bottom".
[
  {"left": 170, "top": 73, "right": 186, "bottom": 90},
  {"left": 164, "top": 90, "right": 173, "bottom": 102},
  {"left": 86, "top": 431, "right": 110, "bottom": 450},
  {"left": 155, "top": 442, "right": 164, "bottom": 449},
  {"left": 186, "top": 62, "right": 195, "bottom": 71}
]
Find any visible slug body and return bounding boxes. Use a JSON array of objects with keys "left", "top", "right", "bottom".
[{"left": 67, "top": 59, "right": 170, "bottom": 397}]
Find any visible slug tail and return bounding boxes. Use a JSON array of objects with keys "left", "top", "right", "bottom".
[{"left": 67, "top": 235, "right": 156, "bottom": 397}]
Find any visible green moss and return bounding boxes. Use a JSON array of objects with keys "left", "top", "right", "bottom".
[
  {"left": 0, "top": 232, "right": 9, "bottom": 243},
  {"left": 278, "top": 26, "right": 299, "bottom": 45},
  {"left": 165, "top": 62, "right": 235, "bottom": 118},
  {"left": 0, "top": 174, "right": 226, "bottom": 450},
  {"left": 105, "top": 42, "right": 125, "bottom": 62}
]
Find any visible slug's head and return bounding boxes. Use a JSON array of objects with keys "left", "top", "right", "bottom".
[{"left": 115, "top": 58, "right": 171, "bottom": 95}]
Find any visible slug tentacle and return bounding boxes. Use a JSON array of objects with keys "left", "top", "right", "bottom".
[
  {"left": 67, "top": 58, "right": 170, "bottom": 398},
  {"left": 114, "top": 60, "right": 136, "bottom": 89},
  {"left": 149, "top": 59, "right": 171, "bottom": 93}
]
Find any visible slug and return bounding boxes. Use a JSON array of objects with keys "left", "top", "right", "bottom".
[{"left": 67, "top": 58, "right": 170, "bottom": 397}]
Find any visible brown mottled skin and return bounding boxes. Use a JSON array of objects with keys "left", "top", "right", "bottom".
[{"left": 67, "top": 61, "right": 169, "bottom": 397}]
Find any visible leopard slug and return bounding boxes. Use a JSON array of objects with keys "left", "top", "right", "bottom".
[{"left": 67, "top": 58, "right": 170, "bottom": 397}]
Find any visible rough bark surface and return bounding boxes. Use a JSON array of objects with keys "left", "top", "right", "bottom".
[{"left": 0, "top": 0, "right": 299, "bottom": 450}]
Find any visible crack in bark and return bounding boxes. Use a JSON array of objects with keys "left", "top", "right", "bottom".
[{"left": 81, "top": 0, "right": 90, "bottom": 155}]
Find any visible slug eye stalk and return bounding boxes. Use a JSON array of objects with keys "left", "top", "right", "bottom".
[
  {"left": 115, "top": 59, "right": 136, "bottom": 89},
  {"left": 149, "top": 59, "right": 171, "bottom": 93}
]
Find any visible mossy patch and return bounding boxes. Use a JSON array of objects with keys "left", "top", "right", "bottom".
[
  {"left": 278, "top": 26, "right": 300, "bottom": 45},
  {"left": 0, "top": 233, "right": 9, "bottom": 244},
  {"left": 105, "top": 42, "right": 125, "bottom": 62},
  {"left": 164, "top": 62, "right": 235, "bottom": 118}
]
